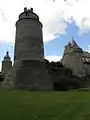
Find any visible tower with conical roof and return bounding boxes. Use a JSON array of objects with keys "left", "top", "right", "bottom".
[
  {"left": 62, "top": 37, "right": 86, "bottom": 77},
  {"left": 71, "top": 37, "right": 80, "bottom": 49},
  {"left": 1, "top": 51, "right": 12, "bottom": 76},
  {"left": 64, "top": 41, "right": 71, "bottom": 55}
]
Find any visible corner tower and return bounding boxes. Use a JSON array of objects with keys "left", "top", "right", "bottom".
[
  {"left": 1, "top": 51, "right": 12, "bottom": 76},
  {"left": 61, "top": 38, "right": 86, "bottom": 77}
]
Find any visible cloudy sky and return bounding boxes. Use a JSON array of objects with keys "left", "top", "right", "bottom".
[{"left": 0, "top": 0, "right": 90, "bottom": 70}]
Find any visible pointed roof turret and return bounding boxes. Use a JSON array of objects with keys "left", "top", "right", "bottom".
[
  {"left": 4, "top": 51, "right": 11, "bottom": 60},
  {"left": 71, "top": 37, "right": 79, "bottom": 48},
  {"left": 67, "top": 41, "right": 71, "bottom": 46}
]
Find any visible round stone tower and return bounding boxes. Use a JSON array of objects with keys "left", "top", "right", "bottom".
[
  {"left": 1, "top": 51, "right": 12, "bottom": 76},
  {"left": 13, "top": 7, "right": 53, "bottom": 90},
  {"left": 14, "top": 7, "right": 44, "bottom": 61}
]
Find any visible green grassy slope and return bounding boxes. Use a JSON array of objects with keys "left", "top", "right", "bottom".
[{"left": 0, "top": 89, "right": 90, "bottom": 120}]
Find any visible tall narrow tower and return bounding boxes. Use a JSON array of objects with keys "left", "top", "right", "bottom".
[
  {"left": 1, "top": 51, "right": 12, "bottom": 76},
  {"left": 13, "top": 7, "right": 53, "bottom": 90}
]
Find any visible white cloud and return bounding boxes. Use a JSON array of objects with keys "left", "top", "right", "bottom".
[
  {"left": 0, "top": 0, "right": 89, "bottom": 43},
  {"left": 45, "top": 55, "right": 62, "bottom": 62}
]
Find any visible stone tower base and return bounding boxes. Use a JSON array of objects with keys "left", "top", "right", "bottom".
[{"left": 2, "top": 60, "right": 53, "bottom": 90}]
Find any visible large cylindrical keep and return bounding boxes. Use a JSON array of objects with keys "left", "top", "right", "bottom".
[
  {"left": 14, "top": 8, "right": 44, "bottom": 61},
  {"left": 10, "top": 7, "right": 53, "bottom": 90}
]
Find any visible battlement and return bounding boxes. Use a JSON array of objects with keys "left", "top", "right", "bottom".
[
  {"left": 24, "top": 7, "right": 33, "bottom": 13},
  {"left": 18, "top": 7, "right": 39, "bottom": 21}
]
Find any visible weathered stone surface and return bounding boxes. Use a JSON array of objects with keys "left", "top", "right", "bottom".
[
  {"left": 1, "top": 51, "right": 12, "bottom": 76},
  {"left": 2, "top": 60, "right": 53, "bottom": 90},
  {"left": 62, "top": 53, "right": 86, "bottom": 77},
  {"left": 15, "top": 8, "right": 43, "bottom": 61},
  {"left": 14, "top": 60, "right": 53, "bottom": 90},
  {"left": 14, "top": 37, "right": 44, "bottom": 61},
  {"left": 2, "top": 68, "right": 16, "bottom": 88},
  {"left": 61, "top": 39, "right": 88, "bottom": 77}
]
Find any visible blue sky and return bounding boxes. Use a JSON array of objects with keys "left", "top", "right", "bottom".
[
  {"left": 0, "top": 0, "right": 90, "bottom": 69},
  {"left": 44, "top": 20, "right": 90, "bottom": 59}
]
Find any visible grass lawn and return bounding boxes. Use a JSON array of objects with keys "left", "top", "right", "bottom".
[{"left": 0, "top": 89, "right": 90, "bottom": 120}]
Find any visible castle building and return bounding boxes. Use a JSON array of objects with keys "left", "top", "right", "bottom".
[
  {"left": 2, "top": 7, "right": 53, "bottom": 90},
  {"left": 2, "top": 8, "right": 90, "bottom": 90},
  {"left": 61, "top": 38, "right": 90, "bottom": 77}
]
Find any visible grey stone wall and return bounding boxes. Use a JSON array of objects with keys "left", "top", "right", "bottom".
[
  {"left": 62, "top": 52, "right": 86, "bottom": 77},
  {"left": 14, "top": 19, "right": 44, "bottom": 61},
  {"left": 14, "top": 60, "right": 53, "bottom": 90},
  {"left": 2, "top": 60, "right": 53, "bottom": 90},
  {"left": 84, "top": 64, "right": 90, "bottom": 76},
  {"left": 1, "top": 60, "right": 12, "bottom": 75}
]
